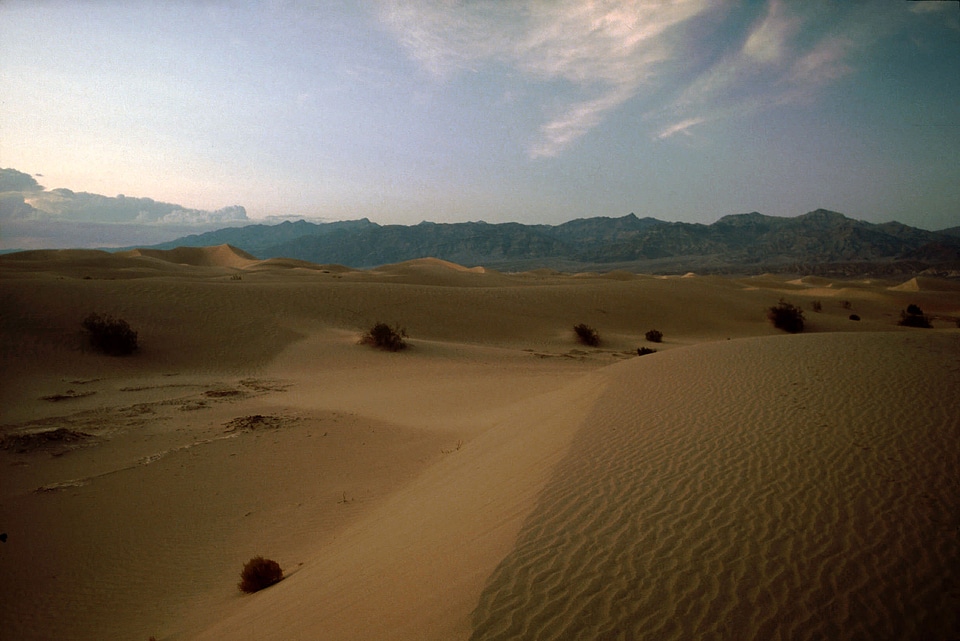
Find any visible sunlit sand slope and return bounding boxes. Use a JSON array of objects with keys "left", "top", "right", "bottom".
[{"left": 470, "top": 332, "right": 960, "bottom": 640}]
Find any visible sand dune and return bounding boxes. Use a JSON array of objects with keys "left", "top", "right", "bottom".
[
  {"left": 386, "top": 256, "right": 488, "bottom": 273},
  {"left": 120, "top": 244, "right": 258, "bottom": 268},
  {"left": 1, "top": 249, "right": 959, "bottom": 640},
  {"left": 471, "top": 333, "right": 960, "bottom": 640},
  {"left": 891, "top": 276, "right": 960, "bottom": 293}
]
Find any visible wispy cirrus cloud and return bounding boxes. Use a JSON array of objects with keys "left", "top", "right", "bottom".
[
  {"left": 741, "top": 0, "right": 797, "bottom": 65},
  {"left": 651, "top": 1, "right": 892, "bottom": 141},
  {"left": 655, "top": 116, "right": 706, "bottom": 140},
  {"left": 379, "top": 1, "right": 943, "bottom": 157},
  {"left": 378, "top": 0, "right": 714, "bottom": 158}
]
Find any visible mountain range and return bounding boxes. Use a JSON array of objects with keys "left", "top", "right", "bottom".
[{"left": 147, "top": 209, "right": 960, "bottom": 276}]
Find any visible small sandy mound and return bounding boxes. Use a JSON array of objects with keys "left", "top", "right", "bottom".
[
  {"left": 396, "top": 257, "right": 485, "bottom": 273},
  {"left": 249, "top": 258, "right": 354, "bottom": 273},
  {"left": 889, "top": 277, "right": 920, "bottom": 292}
]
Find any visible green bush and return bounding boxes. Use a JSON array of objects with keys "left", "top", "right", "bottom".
[
  {"left": 82, "top": 313, "right": 138, "bottom": 355},
  {"left": 767, "top": 299, "right": 804, "bottom": 333},
  {"left": 361, "top": 322, "right": 408, "bottom": 351},
  {"left": 573, "top": 323, "right": 599, "bottom": 347},
  {"left": 899, "top": 304, "right": 932, "bottom": 328},
  {"left": 238, "top": 556, "right": 283, "bottom": 593},
  {"left": 645, "top": 329, "right": 663, "bottom": 343}
]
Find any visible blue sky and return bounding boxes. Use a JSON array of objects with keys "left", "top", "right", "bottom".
[{"left": 1, "top": 0, "right": 958, "bottom": 245}]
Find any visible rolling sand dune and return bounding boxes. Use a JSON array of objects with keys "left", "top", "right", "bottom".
[
  {"left": 1, "top": 249, "right": 959, "bottom": 640},
  {"left": 120, "top": 244, "right": 259, "bottom": 268}
]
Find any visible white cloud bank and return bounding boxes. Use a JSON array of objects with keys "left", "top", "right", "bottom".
[
  {"left": 0, "top": 168, "right": 247, "bottom": 227},
  {"left": 0, "top": 168, "right": 249, "bottom": 249}
]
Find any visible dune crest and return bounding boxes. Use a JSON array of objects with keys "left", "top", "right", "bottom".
[
  {"left": 377, "top": 256, "right": 486, "bottom": 273},
  {"left": 889, "top": 277, "right": 921, "bottom": 292},
  {"left": 121, "top": 244, "right": 258, "bottom": 268}
]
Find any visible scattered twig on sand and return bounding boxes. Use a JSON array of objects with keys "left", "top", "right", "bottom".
[{"left": 442, "top": 439, "right": 464, "bottom": 454}]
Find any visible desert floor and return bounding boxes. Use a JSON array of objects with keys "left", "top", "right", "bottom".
[{"left": 1, "top": 246, "right": 959, "bottom": 640}]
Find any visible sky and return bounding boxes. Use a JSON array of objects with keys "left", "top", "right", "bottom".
[{"left": 1, "top": 0, "right": 959, "bottom": 249}]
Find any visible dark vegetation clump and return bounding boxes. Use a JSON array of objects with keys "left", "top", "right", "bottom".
[
  {"left": 361, "top": 322, "right": 408, "bottom": 351},
  {"left": 573, "top": 323, "right": 600, "bottom": 347},
  {"left": 644, "top": 329, "right": 663, "bottom": 343},
  {"left": 849, "top": 314, "right": 861, "bottom": 321},
  {"left": 224, "top": 415, "right": 284, "bottom": 433},
  {"left": 82, "top": 313, "right": 138, "bottom": 355},
  {"left": 238, "top": 556, "right": 283, "bottom": 593},
  {"left": 637, "top": 346, "right": 657, "bottom": 356},
  {"left": 898, "top": 304, "right": 932, "bottom": 328},
  {"left": 767, "top": 299, "right": 805, "bottom": 333},
  {"left": 1, "top": 428, "right": 92, "bottom": 454},
  {"left": 811, "top": 300, "right": 822, "bottom": 313}
]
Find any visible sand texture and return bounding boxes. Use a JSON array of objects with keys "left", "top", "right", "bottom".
[
  {"left": 471, "top": 333, "right": 960, "bottom": 640},
  {"left": 1, "top": 247, "right": 959, "bottom": 640}
]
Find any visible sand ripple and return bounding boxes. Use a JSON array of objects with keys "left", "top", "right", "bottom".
[{"left": 471, "top": 332, "right": 960, "bottom": 640}]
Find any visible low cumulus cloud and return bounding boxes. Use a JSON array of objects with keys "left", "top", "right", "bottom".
[
  {"left": 0, "top": 168, "right": 248, "bottom": 226},
  {"left": 0, "top": 167, "right": 248, "bottom": 249},
  {"left": 0, "top": 168, "right": 45, "bottom": 193},
  {"left": 377, "top": 1, "right": 941, "bottom": 152}
]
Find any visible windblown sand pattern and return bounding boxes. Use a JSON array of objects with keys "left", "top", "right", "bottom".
[{"left": 471, "top": 333, "right": 960, "bottom": 640}]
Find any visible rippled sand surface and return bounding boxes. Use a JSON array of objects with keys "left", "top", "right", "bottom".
[{"left": 471, "top": 333, "right": 960, "bottom": 640}]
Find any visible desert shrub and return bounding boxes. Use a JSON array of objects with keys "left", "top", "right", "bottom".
[
  {"left": 361, "top": 322, "right": 407, "bottom": 351},
  {"left": 82, "top": 313, "right": 138, "bottom": 355},
  {"left": 645, "top": 329, "right": 663, "bottom": 343},
  {"left": 238, "top": 556, "right": 283, "bottom": 593},
  {"left": 849, "top": 314, "right": 861, "bottom": 321},
  {"left": 767, "top": 299, "right": 804, "bottom": 333},
  {"left": 637, "top": 346, "right": 657, "bottom": 356},
  {"left": 811, "top": 300, "right": 822, "bottom": 313},
  {"left": 841, "top": 300, "right": 852, "bottom": 310},
  {"left": 899, "top": 304, "right": 932, "bottom": 328},
  {"left": 573, "top": 323, "right": 600, "bottom": 347}
]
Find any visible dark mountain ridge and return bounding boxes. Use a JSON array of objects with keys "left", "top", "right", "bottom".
[{"left": 141, "top": 209, "right": 960, "bottom": 276}]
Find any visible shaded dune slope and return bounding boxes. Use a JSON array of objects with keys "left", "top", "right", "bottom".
[{"left": 470, "top": 332, "right": 960, "bottom": 640}]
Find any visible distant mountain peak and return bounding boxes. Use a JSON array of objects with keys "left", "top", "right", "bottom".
[{"left": 799, "top": 208, "right": 848, "bottom": 222}]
